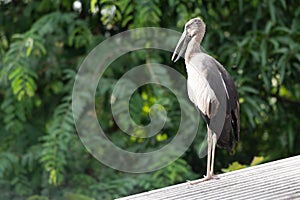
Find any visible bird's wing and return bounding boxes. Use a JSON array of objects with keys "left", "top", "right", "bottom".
[
  {"left": 186, "top": 53, "right": 228, "bottom": 137},
  {"left": 214, "top": 60, "right": 240, "bottom": 142}
]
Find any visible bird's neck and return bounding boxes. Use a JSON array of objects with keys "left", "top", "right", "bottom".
[{"left": 185, "top": 37, "right": 201, "bottom": 63}]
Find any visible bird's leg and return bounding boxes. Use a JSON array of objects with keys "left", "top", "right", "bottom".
[
  {"left": 189, "top": 126, "right": 212, "bottom": 185},
  {"left": 205, "top": 126, "right": 212, "bottom": 180},
  {"left": 210, "top": 132, "right": 219, "bottom": 179}
]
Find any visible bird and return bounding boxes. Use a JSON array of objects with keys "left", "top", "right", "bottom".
[{"left": 171, "top": 17, "right": 240, "bottom": 183}]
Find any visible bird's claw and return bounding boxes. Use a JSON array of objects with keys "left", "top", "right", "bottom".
[
  {"left": 205, "top": 173, "right": 219, "bottom": 180},
  {"left": 187, "top": 174, "right": 219, "bottom": 185}
]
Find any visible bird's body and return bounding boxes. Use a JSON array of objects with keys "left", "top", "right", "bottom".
[
  {"left": 187, "top": 52, "right": 239, "bottom": 150},
  {"left": 172, "top": 18, "right": 240, "bottom": 183}
]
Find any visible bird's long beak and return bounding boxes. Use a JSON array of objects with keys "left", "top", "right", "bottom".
[{"left": 171, "top": 30, "right": 190, "bottom": 62}]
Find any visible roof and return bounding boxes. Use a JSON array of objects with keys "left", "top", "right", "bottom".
[{"left": 117, "top": 155, "right": 300, "bottom": 200}]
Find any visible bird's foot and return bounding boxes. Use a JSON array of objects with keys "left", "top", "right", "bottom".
[
  {"left": 210, "top": 173, "right": 219, "bottom": 180},
  {"left": 187, "top": 174, "right": 218, "bottom": 185},
  {"left": 187, "top": 174, "right": 219, "bottom": 185}
]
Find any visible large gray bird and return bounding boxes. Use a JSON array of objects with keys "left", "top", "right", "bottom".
[{"left": 172, "top": 18, "right": 240, "bottom": 183}]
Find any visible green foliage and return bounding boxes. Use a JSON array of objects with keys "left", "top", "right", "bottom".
[
  {"left": 250, "top": 156, "right": 264, "bottom": 166},
  {"left": 64, "top": 192, "right": 96, "bottom": 200},
  {"left": 27, "top": 195, "right": 49, "bottom": 200},
  {"left": 221, "top": 161, "right": 247, "bottom": 173},
  {"left": 1, "top": 90, "right": 27, "bottom": 132},
  {"left": 0, "top": 152, "right": 18, "bottom": 178},
  {"left": 3, "top": 32, "right": 44, "bottom": 101},
  {"left": 96, "top": 0, "right": 161, "bottom": 29},
  {"left": 222, "top": 156, "right": 264, "bottom": 172},
  {"left": 0, "top": 0, "right": 299, "bottom": 199},
  {"left": 40, "top": 94, "right": 74, "bottom": 186}
]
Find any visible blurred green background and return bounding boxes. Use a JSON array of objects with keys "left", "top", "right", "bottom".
[{"left": 1, "top": 0, "right": 300, "bottom": 199}]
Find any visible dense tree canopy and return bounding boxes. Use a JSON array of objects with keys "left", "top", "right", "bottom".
[{"left": 0, "top": 0, "right": 300, "bottom": 199}]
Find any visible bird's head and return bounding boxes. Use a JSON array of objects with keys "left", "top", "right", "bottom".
[{"left": 172, "top": 18, "right": 206, "bottom": 62}]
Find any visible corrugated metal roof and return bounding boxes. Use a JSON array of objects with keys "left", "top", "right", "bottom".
[{"left": 117, "top": 155, "right": 300, "bottom": 200}]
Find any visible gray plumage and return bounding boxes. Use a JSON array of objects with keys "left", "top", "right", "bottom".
[{"left": 172, "top": 18, "right": 240, "bottom": 183}]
